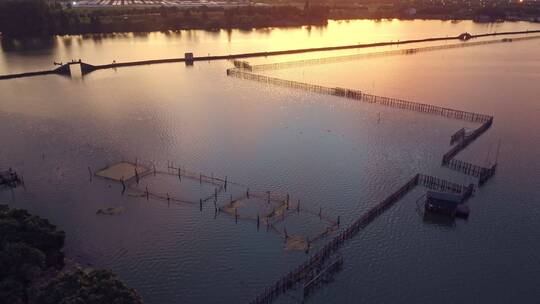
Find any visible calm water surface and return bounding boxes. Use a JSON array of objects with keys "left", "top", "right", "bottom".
[{"left": 1, "top": 20, "right": 540, "bottom": 304}]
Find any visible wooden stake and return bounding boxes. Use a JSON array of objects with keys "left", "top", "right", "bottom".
[
  {"left": 87, "top": 166, "right": 93, "bottom": 182},
  {"left": 495, "top": 138, "right": 502, "bottom": 164}
]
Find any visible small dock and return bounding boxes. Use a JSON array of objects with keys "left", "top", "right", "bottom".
[{"left": 0, "top": 169, "right": 21, "bottom": 189}]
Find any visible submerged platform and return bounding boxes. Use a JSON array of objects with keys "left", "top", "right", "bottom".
[{"left": 95, "top": 162, "right": 149, "bottom": 181}]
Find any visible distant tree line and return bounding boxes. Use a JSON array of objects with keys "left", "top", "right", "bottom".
[
  {"left": 0, "top": 0, "right": 330, "bottom": 37},
  {"left": 0, "top": 0, "right": 55, "bottom": 37},
  {"left": 1, "top": 0, "right": 538, "bottom": 37},
  {"left": 0, "top": 205, "right": 143, "bottom": 304}
]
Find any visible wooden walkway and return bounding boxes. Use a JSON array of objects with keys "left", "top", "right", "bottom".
[
  {"left": 248, "top": 34, "right": 540, "bottom": 72},
  {"left": 450, "top": 128, "right": 466, "bottom": 145},
  {"left": 2, "top": 30, "right": 540, "bottom": 80},
  {"left": 0, "top": 63, "right": 72, "bottom": 80},
  {"left": 445, "top": 158, "right": 496, "bottom": 179},
  {"left": 228, "top": 68, "right": 492, "bottom": 124},
  {"left": 442, "top": 117, "right": 493, "bottom": 164}
]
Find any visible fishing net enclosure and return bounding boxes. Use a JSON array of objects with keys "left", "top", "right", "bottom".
[
  {"left": 95, "top": 162, "right": 149, "bottom": 182},
  {"left": 95, "top": 161, "right": 338, "bottom": 251},
  {"left": 127, "top": 167, "right": 225, "bottom": 205},
  {"left": 219, "top": 190, "right": 338, "bottom": 251}
]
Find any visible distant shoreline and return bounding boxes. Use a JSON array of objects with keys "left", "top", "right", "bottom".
[
  {"left": 1, "top": 0, "right": 539, "bottom": 38},
  {"left": 2, "top": 18, "right": 540, "bottom": 40}
]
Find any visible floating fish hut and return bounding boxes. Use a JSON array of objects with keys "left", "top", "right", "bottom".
[{"left": 425, "top": 190, "right": 470, "bottom": 218}]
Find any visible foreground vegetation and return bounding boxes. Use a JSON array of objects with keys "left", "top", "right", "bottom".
[{"left": 0, "top": 204, "right": 142, "bottom": 304}]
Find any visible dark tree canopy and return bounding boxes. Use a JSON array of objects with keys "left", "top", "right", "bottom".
[
  {"left": 0, "top": 205, "right": 64, "bottom": 303},
  {"left": 0, "top": 205, "right": 142, "bottom": 304},
  {"left": 0, "top": 206, "right": 65, "bottom": 267},
  {"left": 36, "top": 269, "right": 143, "bottom": 304},
  {"left": 0, "top": 0, "right": 53, "bottom": 37}
]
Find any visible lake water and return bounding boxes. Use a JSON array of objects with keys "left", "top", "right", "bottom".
[{"left": 1, "top": 20, "right": 540, "bottom": 303}]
